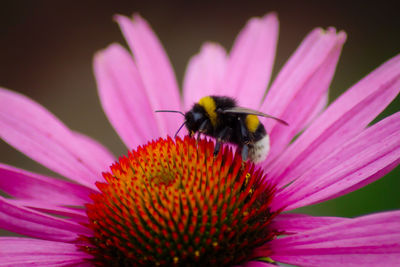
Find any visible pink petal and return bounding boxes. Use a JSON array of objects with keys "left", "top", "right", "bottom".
[
  {"left": 115, "top": 14, "right": 181, "bottom": 137},
  {"left": 271, "top": 213, "right": 349, "bottom": 234},
  {"left": 0, "top": 88, "right": 113, "bottom": 189},
  {"left": 261, "top": 28, "right": 346, "bottom": 163},
  {"left": 10, "top": 199, "right": 88, "bottom": 223},
  {"left": 0, "top": 164, "right": 94, "bottom": 206},
  {"left": 183, "top": 42, "right": 227, "bottom": 110},
  {"left": 72, "top": 131, "right": 115, "bottom": 172},
  {"left": 272, "top": 111, "right": 400, "bottom": 211},
  {"left": 303, "top": 91, "right": 329, "bottom": 127},
  {"left": 223, "top": 13, "right": 279, "bottom": 107},
  {"left": 269, "top": 54, "right": 400, "bottom": 188},
  {"left": 0, "top": 237, "right": 90, "bottom": 266},
  {"left": 0, "top": 197, "right": 90, "bottom": 242},
  {"left": 94, "top": 44, "right": 163, "bottom": 149},
  {"left": 263, "top": 211, "right": 400, "bottom": 266}
]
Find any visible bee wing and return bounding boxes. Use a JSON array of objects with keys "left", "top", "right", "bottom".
[{"left": 222, "top": 107, "right": 289, "bottom": 126}]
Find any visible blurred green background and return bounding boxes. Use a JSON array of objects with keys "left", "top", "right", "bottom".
[{"left": 0, "top": 0, "right": 399, "bottom": 221}]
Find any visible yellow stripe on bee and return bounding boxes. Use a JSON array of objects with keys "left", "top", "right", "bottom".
[
  {"left": 199, "top": 96, "right": 217, "bottom": 126},
  {"left": 245, "top": 114, "right": 259, "bottom": 133}
]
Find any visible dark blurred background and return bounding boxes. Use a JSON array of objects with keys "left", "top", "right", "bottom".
[{"left": 0, "top": 0, "right": 399, "bottom": 218}]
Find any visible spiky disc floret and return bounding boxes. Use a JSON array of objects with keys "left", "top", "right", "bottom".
[{"left": 82, "top": 136, "right": 278, "bottom": 266}]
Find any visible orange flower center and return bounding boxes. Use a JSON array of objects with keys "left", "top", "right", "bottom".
[{"left": 82, "top": 136, "right": 278, "bottom": 266}]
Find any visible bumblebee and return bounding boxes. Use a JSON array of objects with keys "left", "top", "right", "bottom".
[{"left": 156, "top": 96, "right": 287, "bottom": 163}]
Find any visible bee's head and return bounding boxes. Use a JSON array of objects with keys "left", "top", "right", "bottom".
[
  {"left": 184, "top": 109, "right": 205, "bottom": 134},
  {"left": 155, "top": 104, "right": 210, "bottom": 137}
]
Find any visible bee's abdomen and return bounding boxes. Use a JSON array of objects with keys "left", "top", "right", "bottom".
[{"left": 248, "top": 134, "right": 270, "bottom": 163}]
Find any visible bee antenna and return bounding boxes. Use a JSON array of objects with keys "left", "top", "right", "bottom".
[
  {"left": 272, "top": 117, "right": 289, "bottom": 126},
  {"left": 155, "top": 110, "right": 185, "bottom": 116},
  {"left": 174, "top": 121, "right": 187, "bottom": 138}
]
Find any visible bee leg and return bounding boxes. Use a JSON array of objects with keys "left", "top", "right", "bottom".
[
  {"left": 237, "top": 117, "right": 251, "bottom": 162},
  {"left": 196, "top": 120, "right": 209, "bottom": 142},
  {"left": 238, "top": 117, "right": 249, "bottom": 140},
  {"left": 241, "top": 144, "right": 249, "bottom": 161},
  {"left": 214, "top": 141, "right": 221, "bottom": 157},
  {"left": 191, "top": 121, "right": 207, "bottom": 144},
  {"left": 214, "top": 127, "right": 231, "bottom": 157}
]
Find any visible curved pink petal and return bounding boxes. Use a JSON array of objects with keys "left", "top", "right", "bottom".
[
  {"left": 115, "top": 14, "right": 181, "bottom": 137},
  {"left": 303, "top": 91, "right": 329, "bottom": 127},
  {"left": 0, "top": 88, "right": 112, "bottom": 189},
  {"left": 0, "top": 237, "right": 90, "bottom": 266},
  {"left": 272, "top": 111, "right": 400, "bottom": 211},
  {"left": 183, "top": 42, "right": 227, "bottom": 110},
  {"left": 223, "top": 13, "right": 279, "bottom": 107},
  {"left": 271, "top": 213, "right": 349, "bottom": 234},
  {"left": 94, "top": 43, "right": 163, "bottom": 149},
  {"left": 0, "top": 197, "right": 90, "bottom": 242},
  {"left": 260, "top": 28, "right": 346, "bottom": 163},
  {"left": 267, "top": 39, "right": 344, "bottom": 162},
  {"left": 10, "top": 199, "right": 88, "bottom": 223},
  {"left": 0, "top": 164, "right": 94, "bottom": 206},
  {"left": 263, "top": 211, "right": 400, "bottom": 266},
  {"left": 72, "top": 131, "right": 115, "bottom": 172},
  {"left": 269, "top": 54, "right": 400, "bottom": 188}
]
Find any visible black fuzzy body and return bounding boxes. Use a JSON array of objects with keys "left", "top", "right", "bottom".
[{"left": 184, "top": 96, "right": 266, "bottom": 148}]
